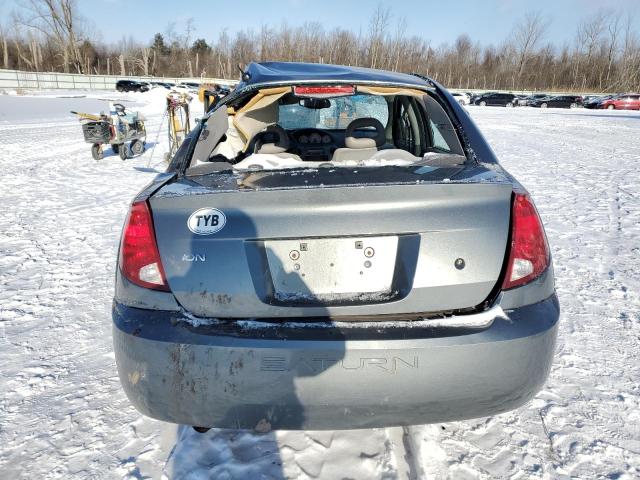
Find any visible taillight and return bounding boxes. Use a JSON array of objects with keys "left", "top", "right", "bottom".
[
  {"left": 502, "top": 192, "right": 550, "bottom": 290},
  {"left": 293, "top": 85, "right": 355, "bottom": 97},
  {"left": 119, "top": 201, "right": 170, "bottom": 291}
]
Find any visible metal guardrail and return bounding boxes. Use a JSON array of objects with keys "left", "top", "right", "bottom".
[
  {"left": 0, "top": 69, "right": 237, "bottom": 91},
  {"left": 0, "top": 69, "right": 604, "bottom": 97}
]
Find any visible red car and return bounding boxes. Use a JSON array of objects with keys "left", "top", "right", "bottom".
[{"left": 599, "top": 94, "right": 640, "bottom": 110}]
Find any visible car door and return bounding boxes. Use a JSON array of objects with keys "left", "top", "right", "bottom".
[
  {"left": 623, "top": 95, "right": 639, "bottom": 110},
  {"left": 632, "top": 95, "right": 640, "bottom": 110},
  {"left": 615, "top": 95, "right": 629, "bottom": 109}
]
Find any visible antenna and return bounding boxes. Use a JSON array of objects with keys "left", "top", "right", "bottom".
[{"left": 237, "top": 64, "right": 251, "bottom": 82}]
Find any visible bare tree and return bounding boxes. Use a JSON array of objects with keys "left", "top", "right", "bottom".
[
  {"left": 16, "top": 0, "right": 85, "bottom": 72},
  {"left": 511, "top": 12, "right": 548, "bottom": 80},
  {"left": 368, "top": 4, "right": 391, "bottom": 69},
  {"left": 605, "top": 12, "right": 622, "bottom": 85},
  {"left": 129, "top": 46, "right": 151, "bottom": 76},
  {"left": 619, "top": 13, "right": 640, "bottom": 90},
  {"left": 0, "top": 21, "right": 9, "bottom": 69},
  {"left": 118, "top": 53, "right": 125, "bottom": 76},
  {"left": 390, "top": 17, "right": 408, "bottom": 71}
]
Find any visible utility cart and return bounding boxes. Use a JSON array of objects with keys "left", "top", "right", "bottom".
[{"left": 73, "top": 103, "right": 147, "bottom": 160}]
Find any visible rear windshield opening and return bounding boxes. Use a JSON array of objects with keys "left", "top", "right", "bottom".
[{"left": 189, "top": 87, "right": 466, "bottom": 172}]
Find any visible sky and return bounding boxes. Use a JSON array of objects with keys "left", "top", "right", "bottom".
[{"left": 2, "top": 0, "right": 639, "bottom": 48}]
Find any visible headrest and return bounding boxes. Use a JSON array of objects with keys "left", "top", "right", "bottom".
[
  {"left": 255, "top": 124, "right": 290, "bottom": 154},
  {"left": 345, "top": 117, "right": 385, "bottom": 149}
]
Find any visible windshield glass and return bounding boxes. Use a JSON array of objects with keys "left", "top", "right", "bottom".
[{"left": 278, "top": 94, "right": 388, "bottom": 130}]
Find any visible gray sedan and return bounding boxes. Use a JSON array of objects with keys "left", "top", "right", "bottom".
[{"left": 113, "top": 61, "right": 559, "bottom": 431}]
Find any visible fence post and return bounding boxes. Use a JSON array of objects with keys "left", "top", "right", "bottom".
[{"left": 15, "top": 70, "right": 19, "bottom": 89}]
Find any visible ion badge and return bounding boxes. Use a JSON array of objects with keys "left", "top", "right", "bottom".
[{"left": 188, "top": 208, "right": 227, "bottom": 235}]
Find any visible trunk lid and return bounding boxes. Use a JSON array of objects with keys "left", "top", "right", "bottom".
[{"left": 150, "top": 165, "right": 513, "bottom": 318}]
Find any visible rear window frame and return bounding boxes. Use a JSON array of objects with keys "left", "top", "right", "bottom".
[{"left": 172, "top": 81, "right": 474, "bottom": 175}]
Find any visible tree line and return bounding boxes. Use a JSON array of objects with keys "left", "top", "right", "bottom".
[{"left": 1, "top": 1, "right": 639, "bottom": 93}]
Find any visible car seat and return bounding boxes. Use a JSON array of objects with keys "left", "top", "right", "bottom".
[
  {"left": 332, "top": 117, "right": 420, "bottom": 163},
  {"left": 254, "top": 124, "right": 301, "bottom": 160}
]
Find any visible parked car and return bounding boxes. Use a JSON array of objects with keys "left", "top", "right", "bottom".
[
  {"left": 473, "top": 92, "right": 516, "bottom": 107},
  {"left": 516, "top": 93, "right": 548, "bottom": 106},
  {"left": 150, "top": 81, "right": 175, "bottom": 89},
  {"left": 173, "top": 82, "right": 200, "bottom": 95},
  {"left": 582, "top": 94, "right": 612, "bottom": 109},
  {"left": 451, "top": 92, "right": 470, "bottom": 105},
  {"left": 599, "top": 93, "right": 640, "bottom": 110},
  {"left": 581, "top": 95, "right": 599, "bottom": 104},
  {"left": 115, "top": 80, "right": 150, "bottom": 93},
  {"left": 469, "top": 91, "right": 492, "bottom": 104},
  {"left": 513, "top": 94, "right": 528, "bottom": 106},
  {"left": 529, "top": 95, "right": 582, "bottom": 109},
  {"left": 113, "top": 61, "right": 559, "bottom": 432}
]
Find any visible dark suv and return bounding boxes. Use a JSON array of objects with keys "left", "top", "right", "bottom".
[
  {"left": 473, "top": 92, "right": 516, "bottom": 107},
  {"left": 116, "top": 80, "right": 150, "bottom": 93}
]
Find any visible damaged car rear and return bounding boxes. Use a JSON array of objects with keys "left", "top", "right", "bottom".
[{"left": 113, "top": 62, "right": 559, "bottom": 431}]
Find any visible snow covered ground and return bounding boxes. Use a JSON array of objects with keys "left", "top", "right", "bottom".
[{"left": 0, "top": 91, "right": 639, "bottom": 479}]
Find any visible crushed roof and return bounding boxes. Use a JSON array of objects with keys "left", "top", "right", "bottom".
[{"left": 236, "top": 61, "right": 431, "bottom": 89}]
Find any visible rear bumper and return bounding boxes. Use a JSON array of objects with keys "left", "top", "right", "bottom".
[{"left": 113, "top": 294, "right": 559, "bottom": 430}]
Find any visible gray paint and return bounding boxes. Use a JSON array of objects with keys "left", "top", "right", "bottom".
[
  {"left": 113, "top": 70, "right": 559, "bottom": 429},
  {"left": 113, "top": 294, "right": 559, "bottom": 430},
  {"left": 149, "top": 181, "right": 512, "bottom": 317}
]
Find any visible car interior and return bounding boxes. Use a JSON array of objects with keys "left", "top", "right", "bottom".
[{"left": 189, "top": 86, "right": 467, "bottom": 171}]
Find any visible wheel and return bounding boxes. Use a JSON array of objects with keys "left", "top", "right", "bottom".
[
  {"left": 570, "top": 103, "right": 577, "bottom": 109},
  {"left": 607, "top": 104, "right": 615, "bottom": 110},
  {"left": 479, "top": 100, "right": 487, "bottom": 107},
  {"left": 541, "top": 102, "right": 548, "bottom": 108},
  {"left": 117, "top": 86, "right": 124, "bottom": 93},
  {"left": 91, "top": 143, "right": 103, "bottom": 161},
  {"left": 458, "top": 99, "right": 465, "bottom": 105},
  {"left": 119, "top": 144, "right": 128, "bottom": 160},
  {"left": 130, "top": 139, "right": 145, "bottom": 156},
  {"left": 506, "top": 102, "right": 513, "bottom": 107},
  {"left": 111, "top": 144, "right": 120, "bottom": 154},
  {"left": 193, "top": 427, "right": 210, "bottom": 433}
]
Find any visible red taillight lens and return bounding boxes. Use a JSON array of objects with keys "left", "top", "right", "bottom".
[
  {"left": 119, "top": 201, "right": 170, "bottom": 291},
  {"left": 502, "top": 192, "right": 550, "bottom": 290},
  {"left": 293, "top": 85, "right": 355, "bottom": 97}
]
